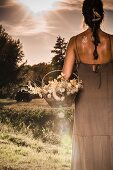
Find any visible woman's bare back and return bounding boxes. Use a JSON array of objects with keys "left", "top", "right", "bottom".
[
  {"left": 74, "top": 28, "right": 113, "bottom": 65},
  {"left": 63, "top": 29, "right": 113, "bottom": 79}
]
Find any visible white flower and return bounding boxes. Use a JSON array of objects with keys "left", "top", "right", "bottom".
[
  {"left": 54, "top": 79, "right": 57, "bottom": 83},
  {"left": 47, "top": 94, "right": 52, "bottom": 99},
  {"left": 78, "top": 82, "right": 83, "bottom": 89},
  {"left": 53, "top": 90, "right": 61, "bottom": 101},
  {"left": 39, "top": 93, "right": 43, "bottom": 98},
  {"left": 70, "top": 80, "right": 77, "bottom": 86},
  {"left": 48, "top": 89, "right": 53, "bottom": 93},
  {"left": 67, "top": 83, "right": 72, "bottom": 88},
  {"left": 61, "top": 96, "right": 65, "bottom": 101},
  {"left": 76, "top": 84, "right": 79, "bottom": 88},
  {"left": 43, "top": 89, "right": 48, "bottom": 94},
  {"left": 71, "top": 89, "right": 77, "bottom": 94},
  {"left": 67, "top": 91, "right": 71, "bottom": 95},
  {"left": 60, "top": 88, "right": 65, "bottom": 93},
  {"left": 57, "top": 75, "right": 62, "bottom": 79},
  {"left": 75, "top": 88, "right": 79, "bottom": 92},
  {"left": 61, "top": 72, "right": 65, "bottom": 77}
]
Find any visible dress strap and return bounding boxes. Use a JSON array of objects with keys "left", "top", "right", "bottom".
[
  {"left": 108, "top": 34, "right": 113, "bottom": 61},
  {"left": 74, "top": 36, "right": 81, "bottom": 73},
  {"left": 108, "top": 34, "right": 113, "bottom": 74}
]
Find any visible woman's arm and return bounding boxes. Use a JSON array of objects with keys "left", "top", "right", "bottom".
[{"left": 62, "top": 36, "right": 76, "bottom": 80}]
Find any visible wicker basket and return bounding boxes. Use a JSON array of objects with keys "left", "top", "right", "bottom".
[{"left": 42, "top": 70, "right": 80, "bottom": 108}]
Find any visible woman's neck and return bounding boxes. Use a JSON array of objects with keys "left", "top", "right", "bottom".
[{"left": 87, "top": 27, "right": 101, "bottom": 33}]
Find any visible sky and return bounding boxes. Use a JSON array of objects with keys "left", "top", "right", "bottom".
[{"left": 0, "top": 0, "right": 113, "bottom": 65}]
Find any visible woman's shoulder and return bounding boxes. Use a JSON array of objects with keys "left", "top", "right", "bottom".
[
  {"left": 70, "top": 30, "right": 113, "bottom": 44},
  {"left": 103, "top": 32, "right": 113, "bottom": 46},
  {"left": 101, "top": 30, "right": 113, "bottom": 36},
  {"left": 69, "top": 30, "right": 88, "bottom": 43},
  {"left": 99, "top": 30, "right": 113, "bottom": 39},
  {"left": 108, "top": 34, "right": 113, "bottom": 42}
]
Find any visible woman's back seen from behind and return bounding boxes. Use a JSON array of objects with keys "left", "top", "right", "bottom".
[{"left": 74, "top": 29, "right": 113, "bottom": 65}]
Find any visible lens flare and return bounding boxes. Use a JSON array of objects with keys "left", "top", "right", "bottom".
[{"left": 58, "top": 111, "right": 65, "bottom": 118}]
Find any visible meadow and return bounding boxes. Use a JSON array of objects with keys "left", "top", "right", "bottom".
[{"left": 0, "top": 99, "right": 74, "bottom": 170}]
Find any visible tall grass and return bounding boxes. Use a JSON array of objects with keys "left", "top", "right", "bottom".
[
  {"left": 0, "top": 99, "right": 74, "bottom": 170},
  {"left": 0, "top": 107, "right": 73, "bottom": 143}
]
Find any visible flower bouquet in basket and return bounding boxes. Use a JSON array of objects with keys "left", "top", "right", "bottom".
[{"left": 37, "top": 70, "right": 83, "bottom": 108}]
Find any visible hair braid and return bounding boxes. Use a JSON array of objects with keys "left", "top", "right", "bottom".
[
  {"left": 92, "top": 20, "right": 100, "bottom": 59},
  {"left": 82, "top": 0, "right": 104, "bottom": 60}
]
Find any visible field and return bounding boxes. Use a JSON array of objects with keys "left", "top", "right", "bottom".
[{"left": 0, "top": 99, "right": 74, "bottom": 170}]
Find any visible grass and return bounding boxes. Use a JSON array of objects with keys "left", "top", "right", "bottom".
[
  {"left": 0, "top": 98, "right": 74, "bottom": 170},
  {"left": 0, "top": 98, "right": 49, "bottom": 110},
  {"left": 0, "top": 130, "right": 72, "bottom": 170}
]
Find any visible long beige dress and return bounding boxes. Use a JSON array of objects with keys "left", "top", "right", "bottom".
[{"left": 71, "top": 60, "right": 113, "bottom": 170}]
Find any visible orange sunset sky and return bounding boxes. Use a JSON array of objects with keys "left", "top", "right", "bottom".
[{"left": 0, "top": 0, "right": 113, "bottom": 65}]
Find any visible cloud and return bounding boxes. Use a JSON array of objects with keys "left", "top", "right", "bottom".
[
  {"left": 55, "top": 0, "right": 82, "bottom": 10},
  {"left": 103, "top": 0, "right": 113, "bottom": 10},
  {"left": 44, "top": 9, "right": 83, "bottom": 39},
  {"left": 56, "top": 0, "right": 113, "bottom": 11},
  {"left": 0, "top": 0, "right": 46, "bottom": 35}
]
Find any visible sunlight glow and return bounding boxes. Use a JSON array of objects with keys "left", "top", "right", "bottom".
[
  {"left": 17, "top": 0, "right": 58, "bottom": 12},
  {"left": 61, "top": 134, "right": 72, "bottom": 146},
  {"left": 58, "top": 112, "right": 65, "bottom": 119}
]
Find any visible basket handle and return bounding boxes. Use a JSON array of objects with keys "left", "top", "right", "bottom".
[{"left": 42, "top": 70, "right": 79, "bottom": 87}]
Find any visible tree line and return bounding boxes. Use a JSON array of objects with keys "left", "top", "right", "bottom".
[{"left": 0, "top": 25, "right": 69, "bottom": 98}]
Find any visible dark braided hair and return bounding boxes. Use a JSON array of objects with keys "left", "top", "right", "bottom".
[{"left": 82, "top": 0, "right": 104, "bottom": 60}]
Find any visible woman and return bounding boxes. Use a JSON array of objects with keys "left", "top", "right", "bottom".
[{"left": 63, "top": 0, "right": 113, "bottom": 169}]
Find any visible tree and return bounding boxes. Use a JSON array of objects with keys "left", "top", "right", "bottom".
[
  {"left": 0, "top": 25, "right": 25, "bottom": 88},
  {"left": 32, "top": 62, "right": 51, "bottom": 86},
  {"left": 51, "top": 36, "right": 67, "bottom": 70}
]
